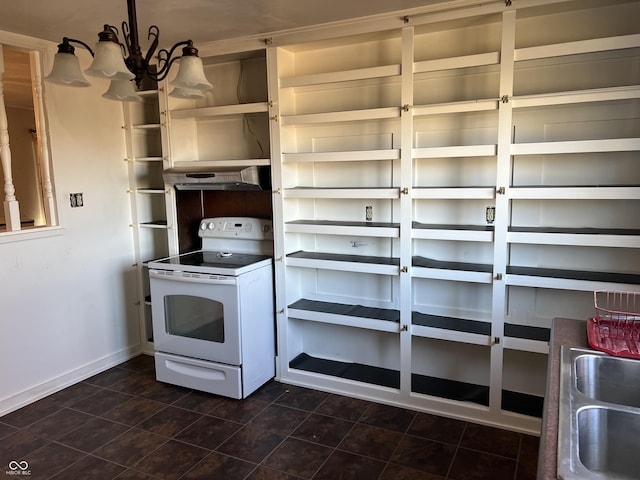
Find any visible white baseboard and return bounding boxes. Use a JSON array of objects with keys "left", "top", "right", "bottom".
[{"left": 0, "top": 345, "right": 145, "bottom": 416}]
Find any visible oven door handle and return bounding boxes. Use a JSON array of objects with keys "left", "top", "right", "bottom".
[{"left": 149, "top": 269, "right": 238, "bottom": 285}]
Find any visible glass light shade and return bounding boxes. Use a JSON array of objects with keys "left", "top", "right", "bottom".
[
  {"left": 170, "top": 56, "right": 212, "bottom": 91},
  {"left": 168, "top": 86, "right": 206, "bottom": 99},
  {"left": 102, "top": 79, "right": 142, "bottom": 102},
  {"left": 85, "top": 41, "right": 135, "bottom": 80},
  {"left": 45, "top": 52, "right": 91, "bottom": 87}
]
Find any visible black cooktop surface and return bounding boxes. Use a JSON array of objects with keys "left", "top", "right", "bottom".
[{"left": 156, "top": 251, "right": 271, "bottom": 270}]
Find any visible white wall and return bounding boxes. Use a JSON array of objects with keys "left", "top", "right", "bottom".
[{"left": 0, "top": 39, "right": 141, "bottom": 415}]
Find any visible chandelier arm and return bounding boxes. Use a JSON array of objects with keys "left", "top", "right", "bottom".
[
  {"left": 144, "top": 26, "right": 160, "bottom": 68},
  {"left": 63, "top": 37, "right": 95, "bottom": 57},
  {"left": 152, "top": 40, "right": 192, "bottom": 80},
  {"left": 122, "top": 21, "right": 133, "bottom": 58},
  {"left": 151, "top": 56, "right": 183, "bottom": 81}
]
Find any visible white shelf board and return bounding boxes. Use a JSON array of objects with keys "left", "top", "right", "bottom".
[
  {"left": 411, "top": 267, "right": 493, "bottom": 284},
  {"left": 515, "top": 33, "right": 640, "bottom": 62},
  {"left": 133, "top": 156, "right": 164, "bottom": 162},
  {"left": 414, "top": 51, "right": 500, "bottom": 73},
  {"left": 507, "top": 232, "right": 640, "bottom": 248},
  {"left": 281, "top": 107, "right": 400, "bottom": 126},
  {"left": 412, "top": 187, "right": 496, "bottom": 199},
  {"left": 412, "top": 228, "right": 494, "bottom": 243},
  {"left": 282, "top": 149, "right": 399, "bottom": 163},
  {"left": 413, "top": 144, "right": 497, "bottom": 158},
  {"left": 135, "top": 188, "right": 167, "bottom": 194},
  {"left": 132, "top": 123, "right": 161, "bottom": 130},
  {"left": 284, "top": 188, "right": 399, "bottom": 199},
  {"left": 280, "top": 64, "right": 401, "bottom": 88},
  {"left": 284, "top": 222, "right": 399, "bottom": 238},
  {"left": 510, "top": 138, "right": 640, "bottom": 155},
  {"left": 138, "top": 223, "right": 169, "bottom": 230},
  {"left": 502, "top": 337, "right": 549, "bottom": 354},
  {"left": 411, "top": 324, "right": 492, "bottom": 347},
  {"left": 412, "top": 98, "right": 499, "bottom": 116},
  {"left": 505, "top": 275, "right": 640, "bottom": 293},
  {"left": 136, "top": 89, "right": 159, "bottom": 97},
  {"left": 170, "top": 102, "right": 270, "bottom": 120},
  {"left": 171, "top": 159, "right": 271, "bottom": 168},
  {"left": 511, "top": 85, "right": 640, "bottom": 109},
  {"left": 286, "top": 256, "right": 399, "bottom": 275},
  {"left": 509, "top": 186, "right": 640, "bottom": 200},
  {"left": 288, "top": 308, "right": 400, "bottom": 333}
]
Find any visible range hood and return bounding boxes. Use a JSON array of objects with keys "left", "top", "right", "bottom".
[{"left": 163, "top": 166, "right": 271, "bottom": 191}]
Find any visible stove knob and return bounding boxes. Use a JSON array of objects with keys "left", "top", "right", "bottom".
[
  {"left": 200, "top": 222, "right": 207, "bottom": 230},
  {"left": 208, "top": 222, "right": 215, "bottom": 230}
]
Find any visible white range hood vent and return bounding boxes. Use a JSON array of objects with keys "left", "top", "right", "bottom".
[{"left": 163, "top": 166, "right": 271, "bottom": 191}]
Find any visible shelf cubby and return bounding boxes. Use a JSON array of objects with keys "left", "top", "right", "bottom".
[
  {"left": 287, "top": 251, "right": 399, "bottom": 276},
  {"left": 289, "top": 298, "right": 399, "bottom": 333},
  {"left": 290, "top": 353, "right": 400, "bottom": 390}
]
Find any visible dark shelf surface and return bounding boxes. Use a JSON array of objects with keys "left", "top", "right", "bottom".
[
  {"left": 412, "top": 312, "right": 491, "bottom": 336},
  {"left": 502, "top": 390, "right": 544, "bottom": 418},
  {"left": 287, "top": 219, "right": 400, "bottom": 228},
  {"left": 289, "top": 298, "right": 400, "bottom": 322},
  {"left": 504, "top": 323, "right": 550, "bottom": 342},
  {"left": 412, "top": 313, "right": 550, "bottom": 342},
  {"left": 413, "top": 256, "right": 493, "bottom": 273},
  {"left": 140, "top": 220, "right": 168, "bottom": 226},
  {"left": 411, "top": 374, "right": 489, "bottom": 406},
  {"left": 289, "top": 186, "right": 396, "bottom": 190},
  {"left": 510, "top": 226, "right": 640, "bottom": 235},
  {"left": 288, "top": 250, "right": 399, "bottom": 266},
  {"left": 289, "top": 352, "right": 542, "bottom": 417},
  {"left": 507, "top": 265, "right": 640, "bottom": 285},
  {"left": 413, "top": 222, "right": 494, "bottom": 232},
  {"left": 290, "top": 353, "right": 400, "bottom": 389}
]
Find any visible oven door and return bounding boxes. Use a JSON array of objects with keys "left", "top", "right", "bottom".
[{"left": 149, "top": 269, "right": 241, "bottom": 365}]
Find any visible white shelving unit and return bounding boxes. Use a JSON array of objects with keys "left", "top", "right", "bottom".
[
  {"left": 122, "top": 87, "right": 175, "bottom": 353},
  {"left": 269, "top": 0, "right": 640, "bottom": 433}
]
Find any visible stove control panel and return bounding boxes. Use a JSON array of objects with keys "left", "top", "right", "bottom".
[{"left": 198, "top": 217, "right": 273, "bottom": 240}]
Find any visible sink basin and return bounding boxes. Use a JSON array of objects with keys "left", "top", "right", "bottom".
[
  {"left": 558, "top": 347, "right": 640, "bottom": 480},
  {"left": 575, "top": 354, "right": 640, "bottom": 408},
  {"left": 577, "top": 407, "right": 640, "bottom": 478}
]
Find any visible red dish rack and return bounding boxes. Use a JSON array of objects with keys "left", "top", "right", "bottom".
[{"left": 587, "top": 290, "right": 640, "bottom": 359}]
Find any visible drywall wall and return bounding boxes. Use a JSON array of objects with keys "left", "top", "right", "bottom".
[{"left": 0, "top": 37, "right": 141, "bottom": 415}]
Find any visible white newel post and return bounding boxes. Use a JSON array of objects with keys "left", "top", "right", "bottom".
[
  {"left": 0, "top": 46, "right": 21, "bottom": 231},
  {"left": 30, "top": 52, "right": 57, "bottom": 226}
]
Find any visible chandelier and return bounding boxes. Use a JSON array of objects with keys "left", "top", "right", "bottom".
[{"left": 45, "top": 0, "right": 212, "bottom": 102}]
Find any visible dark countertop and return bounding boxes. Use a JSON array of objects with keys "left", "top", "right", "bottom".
[{"left": 537, "top": 317, "right": 588, "bottom": 480}]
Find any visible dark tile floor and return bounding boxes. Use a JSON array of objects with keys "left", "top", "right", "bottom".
[{"left": 0, "top": 355, "right": 539, "bottom": 480}]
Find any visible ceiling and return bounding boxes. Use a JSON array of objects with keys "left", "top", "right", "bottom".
[{"left": 0, "top": 0, "right": 437, "bottom": 49}]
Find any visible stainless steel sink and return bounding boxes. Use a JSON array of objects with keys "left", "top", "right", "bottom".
[
  {"left": 559, "top": 347, "right": 640, "bottom": 480},
  {"left": 577, "top": 407, "right": 640, "bottom": 479},
  {"left": 574, "top": 353, "right": 640, "bottom": 408}
]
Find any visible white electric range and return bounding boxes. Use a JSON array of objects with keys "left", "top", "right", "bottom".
[{"left": 148, "top": 217, "right": 275, "bottom": 399}]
